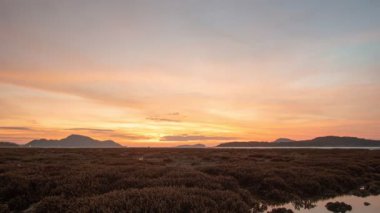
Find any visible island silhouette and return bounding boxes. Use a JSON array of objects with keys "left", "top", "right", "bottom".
[{"left": 2, "top": 135, "right": 380, "bottom": 148}]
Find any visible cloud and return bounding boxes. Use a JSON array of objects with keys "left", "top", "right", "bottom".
[
  {"left": 146, "top": 117, "right": 182, "bottom": 122},
  {"left": 111, "top": 133, "right": 151, "bottom": 140},
  {"left": 65, "top": 128, "right": 114, "bottom": 132},
  {"left": 0, "top": 126, "right": 33, "bottom": 131},
  {"left": 66, "top": 128, "right": 151, "bottom": 141},
  {"left": 160, "top": 135, "right": 237, "bottom": 141},
  {"left": 146, "top": 112, "right": 184, "bottom": 122}
]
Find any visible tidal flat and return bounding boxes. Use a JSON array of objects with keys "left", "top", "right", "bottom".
[{"left": 0, "top": 148, "right": 379, "bottom": 212}]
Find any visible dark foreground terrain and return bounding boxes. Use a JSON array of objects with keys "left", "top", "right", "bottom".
[{"left": 0, "top": 148, "right": 380, "bottom": 212}]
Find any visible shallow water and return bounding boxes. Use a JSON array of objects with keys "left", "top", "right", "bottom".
[{"left": 267, "top": 195, "right": 380, "bottom": 213}]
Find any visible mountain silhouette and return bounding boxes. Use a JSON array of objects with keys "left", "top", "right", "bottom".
[
  {"left": 273, "top": 138, "right": 294, "bottom": 143},
  {"left": 25, "top": 134, "right": 123, "bottom": 148},
  {"left": 0, "top": 141, "right": 19, "bottom": 148},
  {"left": 217, "top": 136, "right": 380, "bottom": 147}
]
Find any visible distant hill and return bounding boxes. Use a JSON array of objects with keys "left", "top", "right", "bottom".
[
  {"left": 0, "top": 141, "right": 19, "bottom": 148},
  {"left": 176, "top": 144, "right": 206, "bottom": 148},
  {"left": 217, "top": 136, "right": 380, "bottom": 148},
  {"left": 273, "top": 138, "right": 294, "bottom": 143},
  {"left": 25, "top": 134, "right": 123, "bottom": 148}
]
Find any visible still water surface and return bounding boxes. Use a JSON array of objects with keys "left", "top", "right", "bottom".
[{"left": 267, "top": 195, "right": 379, "bottom": 213}]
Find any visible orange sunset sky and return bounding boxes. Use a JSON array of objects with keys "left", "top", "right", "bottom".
[{"left": 0, "top": 0, "right": 379, "bottom": 146}]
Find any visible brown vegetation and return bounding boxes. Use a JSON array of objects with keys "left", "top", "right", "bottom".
[
  {"left": 267, "top": 208, "right": 294, "bottom": 213},
  {"left": 0, "top": 148, "right": 379, "bottom": 212},
  {"left": 325, "top": 201, "right": 352, "bottom": 212}
]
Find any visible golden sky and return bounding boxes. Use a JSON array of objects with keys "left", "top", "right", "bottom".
[{"left": 1, "top": 1, "right": 380, "bottom": 146}]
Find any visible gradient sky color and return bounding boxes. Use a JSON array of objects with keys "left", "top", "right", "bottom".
[{"left": 1, "top": 0, "right": 379, "bottom": 146}]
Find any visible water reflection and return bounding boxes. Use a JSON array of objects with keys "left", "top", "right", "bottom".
[{"left": 267, "top": 195, "right": 380, "bottom": 213}]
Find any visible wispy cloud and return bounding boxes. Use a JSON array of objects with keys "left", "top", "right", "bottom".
[
  {"left": 0, "top": 126, "right": 33, "bottom": 131},
  {"left": 160, "top": 135, "right": 237, "bottom": 141},
  {"left": 111, "top": 133, "right": 151, "bottom": 140},
  {"left": 65, "top": 128, "right": 114, "bottom": 132},
  {"left": 146, "top": 112, "right": 184, "bottom": 122},
  {"left": 146, "top": 117, "right": 182, "bottom": 122}
]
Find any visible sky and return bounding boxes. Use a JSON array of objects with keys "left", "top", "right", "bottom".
[{"left": 0, "top": 0, "right": 379, "bottom": 146}]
